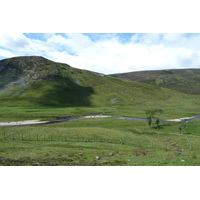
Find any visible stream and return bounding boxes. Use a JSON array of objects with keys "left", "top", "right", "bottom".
[
  {"left": 0, "top": 114, "right": 200, "bottom": 127},
  {"left": 43, "top": 114, "right": 200, "bottom": 125}
]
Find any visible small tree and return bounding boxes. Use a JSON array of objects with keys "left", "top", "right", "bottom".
[
  {"left": 147, "top": 116, "right": 152, "bottom": 127},
  {"left": 145, "top": 109, "right": 163, "bottom": 127},
  {"left": 145, "top": 110, "right": 155, "bottom": 127},
  {"left": 179, "top": 123, "right": 192, "bottom": 149},
  {"left": 154, "top": 109, "right": 163, "bottom": 118},
  {"left": 179, "top": 123, "right": 186, "bottom": 134},
  {"left": 155, "top": 118, "right": 160, "bottom": 127}
]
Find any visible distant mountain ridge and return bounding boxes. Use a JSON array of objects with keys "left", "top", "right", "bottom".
[
  {"left": 110, "top": 69, "right": 200, "bottom": 95},
  {"left": 0, "top": 56, "right": 195, "bottom": 107}
]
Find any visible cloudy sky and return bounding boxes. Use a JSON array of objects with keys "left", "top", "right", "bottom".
[{"left": 1, "top": 33, "right": 200, "bottom": 74}]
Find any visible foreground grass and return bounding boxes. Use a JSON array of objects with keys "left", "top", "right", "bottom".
[{"left": 1, "top": 115, "right": 200, "bottom": 166}]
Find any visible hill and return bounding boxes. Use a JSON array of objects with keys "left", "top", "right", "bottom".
[
  {"left": 0, "top": 56, "right": 197, "bottom": 107},
  {"left": 111, "top": 69, "right": 200, "bottom": 95}
]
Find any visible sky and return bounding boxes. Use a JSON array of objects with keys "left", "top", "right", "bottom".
[{"left": 1, "top": 33, "right": 200, "bottom": 74}]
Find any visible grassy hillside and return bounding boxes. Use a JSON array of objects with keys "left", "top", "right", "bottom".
[
  {"left": 111, "top": 69, "right": 200, "bottom": 95},
  {"left": 1, "top": 56, "right": 197, "bottom": 107},
  {"left": 0, "top": 56, "right": 94, "bottom": 106}
]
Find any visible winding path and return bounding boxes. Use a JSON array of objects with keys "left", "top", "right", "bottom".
[{"left": 0, "top": 114, "right": 200, "bottom": 127}]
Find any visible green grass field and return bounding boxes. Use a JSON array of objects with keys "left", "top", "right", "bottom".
[{"left": 1, "top": 106, "right": 200, "bottom": 166}]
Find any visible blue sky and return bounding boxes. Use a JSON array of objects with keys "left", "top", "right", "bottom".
[{"left": 1, "top": 33, "right": 200, "bottom": 74}]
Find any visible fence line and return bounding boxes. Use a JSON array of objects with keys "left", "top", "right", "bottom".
[{"left": 0, "top": 133, "right": 120, "bottom": 144}]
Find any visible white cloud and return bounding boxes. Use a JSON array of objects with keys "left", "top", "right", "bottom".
[
  {"left": 0, "top": 49, "right": 17, "bottom": 58},
  {"left": 64, "top": 33, "right": 94, "bottom": 53},
  {"left": 1, "top": 33, "right": 200, "bottom": 74},
  {"left": 131, "top": 33, "right": 163, "bottom": 45},
  {"left": 0, "top": 33, "right": 29, "bottom": 51}
]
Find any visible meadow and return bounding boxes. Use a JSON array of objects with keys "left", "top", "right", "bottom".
[{"left": 1, "top": 105, "right": 200, "bottom": 166}]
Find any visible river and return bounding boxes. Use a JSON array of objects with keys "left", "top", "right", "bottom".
[{"left": 0, "top": 114, "right": 200, "bottom": 127}]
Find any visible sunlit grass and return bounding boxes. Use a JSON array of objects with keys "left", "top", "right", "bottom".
[{"left": 0, "top": 115, "right": 200, "bottom": 166}]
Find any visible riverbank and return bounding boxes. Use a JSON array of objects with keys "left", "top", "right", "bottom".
[{"left": 0, "top": 120, "right": 49, "bottom": 126}]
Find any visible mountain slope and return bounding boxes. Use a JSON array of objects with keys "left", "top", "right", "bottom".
[
  {"left": 111, "top": 69, "right": 200, "bottom": 95},
  {"left": 0, "top": 56, "right": 95, "bottom": 106},
  {"left": 0, "top": 56, "right": 196, "bottom": 107}
]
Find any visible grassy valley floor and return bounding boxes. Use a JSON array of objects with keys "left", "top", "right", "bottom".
[{"left": 0, "top": 106, "right": 200, "bottom": 166}]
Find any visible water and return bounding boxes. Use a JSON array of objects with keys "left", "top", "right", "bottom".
[{"left": 1, "top": 114, "right": 200, "bottom": 127}]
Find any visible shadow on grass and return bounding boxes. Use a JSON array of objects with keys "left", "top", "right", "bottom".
[
  {"left": 1, "top": 78, "right": 95, "bottom": 107},
  {"left": 152, "top": 126, "right": 164, "bottom": 129}
]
